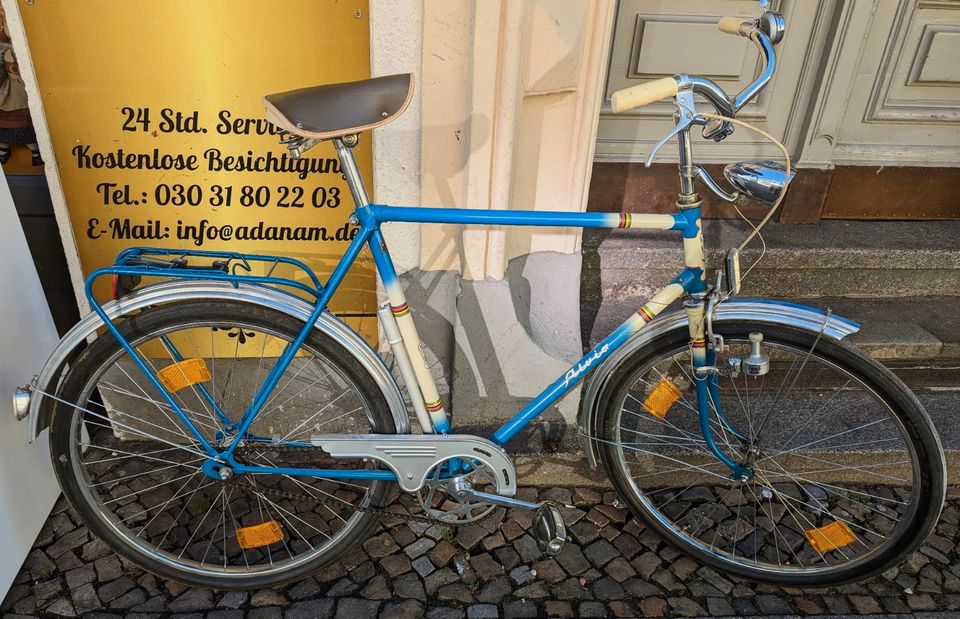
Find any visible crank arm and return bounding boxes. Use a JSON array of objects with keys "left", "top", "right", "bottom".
[
  {"left": 457, "top": 488, "right": 540, "bottom": 511},
  {"left": 312, "top": 434, "right": 517, "bottom": 495}
]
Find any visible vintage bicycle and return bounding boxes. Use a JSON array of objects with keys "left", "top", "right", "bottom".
[{"left": 14, "top": 7, "right": 945, "bottom": 590}]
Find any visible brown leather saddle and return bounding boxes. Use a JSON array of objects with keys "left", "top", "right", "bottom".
[{"left": 263, "top": 73, "right": 413, "bottom": 140}]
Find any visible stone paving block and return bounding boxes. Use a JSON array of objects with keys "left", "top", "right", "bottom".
[
  {"left": 532, "top": 557, "right": 566, "bottom": 583},
  {"left": 334, "top": 597, "right": 380, "bottom": 618},
  {"left": 732, "top": 598, "right": 758, "bottom": 615},
  {"left": 493, "top": 546, "right": 521, "bottom": 571},
  {"left": 395, "top": 572, "right": 427, "bottom": 600},
  {"left": 515, "top": 581, "right": 550, "bottom": 599},
  {"left": 475, "top": 576, "right": 511, "bottom": 604},
  {"left": 669, "top": 596, "right": 708, "bottom": 616},
  {"left": 70, "top": 582, "right": 102, "bottom": 615},
  {"left": 427, "top": 606, "right": 465, "bottom": 619},
  {"left": 45, "top": 597, "right": 77, "bottom": 617},
  {"left": 470, "top": 552, "right": 504, "bottom": 581},
  {"left": 362, "top": 532, "right": 399, "bottom": 558},
  {"left": 108, "top": 588, "right": 146, "bottom": 610},
  {"left": 756, "top": 593, "right": 795, "bottom": 615},
  {"left": 552, "top": 577, "right": 590, "bottom": 600},
  {"left": 907, "top": 593, "right": 938, "bottom": 611},
  {"left": 97, "top": 576, "right": 136, "bottom": 604},
  {"left": 403, "top": 537, "right": 435, "bottom": 559},
  {"left": 466, "top": 603, "right": 498, "bottom": 619},
  {"left": 456, "top": 524, "right": 488, "bottom": 551},
  {"left": 500, "top": 519, "right": 524, "bottom": 541},
  {"left": 380, "top": 552, "right": 412, "bottom": 577},
  {"left": 544, "top": 600, "right": 573, "bottom": 617},
  {"left": 377, "top": 600, "right": 423, "bottom": 619},
  {"left": 707, "top": 596, "right": 735, "bottom": 616},
  {"left": 578, "top": 600, "right": 607, "bottom": 617},
  {"left": 504, "top": 598, "right": 537, "bottom": 618},
  {"left": 591, "top": 576, "right": 625, "bottom": 601},
  {"left": 437, "top": 582, "right": 475, "bottom": 604},
  {"left": 412, "top": 555, "right": 436, "bottom": 577},
  {"left": 554, "top": 543, "right": 590, "bottom": 575},
  {"left": 326, "top": 578, "right": 359, "bottom": 597},
  {"left": 638, "top": 596, "right": 669, "bottom": 618}
]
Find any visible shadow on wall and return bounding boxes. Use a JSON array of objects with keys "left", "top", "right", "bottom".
[{"left": 396, "top": 252, "right": 583, "bottom": 453}]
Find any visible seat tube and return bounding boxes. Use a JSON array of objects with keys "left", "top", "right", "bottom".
[
  {"left": 333, "top": 136, "right": 370, "bottom": 207},
  {"left": 335, "top": 136, "right": 451, "bottom": 433},
  {"left": 368, "top": 229, "right": 451, "bottom": 433}
]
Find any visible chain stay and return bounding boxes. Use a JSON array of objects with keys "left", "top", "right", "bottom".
[{"left": 234, "top": 444, "right": 465, "bottom": 527}]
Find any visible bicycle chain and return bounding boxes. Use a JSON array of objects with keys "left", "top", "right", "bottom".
[{"left": 231, "top": 444, "right": 468, "bottom": 527}]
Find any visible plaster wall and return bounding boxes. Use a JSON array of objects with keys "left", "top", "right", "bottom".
[{"left": 370, "top": 1, "right": 615, "bottom": 427}]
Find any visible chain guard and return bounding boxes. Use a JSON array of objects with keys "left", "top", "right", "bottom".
[{"left": 311, "top": 434, "right": 517, "bottom": 495}]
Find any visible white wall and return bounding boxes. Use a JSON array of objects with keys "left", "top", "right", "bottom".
[{"left": 0, "top": 170, "right": 61, "bottom": 596}]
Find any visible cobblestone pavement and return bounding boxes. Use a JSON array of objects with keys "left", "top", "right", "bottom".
[{"left": 3, "top": 487, "right": 958, "bottom": 618}]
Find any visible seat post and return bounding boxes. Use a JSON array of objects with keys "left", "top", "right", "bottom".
[{"left": 332, "top": 136, "right": 370, "bottom": 208}]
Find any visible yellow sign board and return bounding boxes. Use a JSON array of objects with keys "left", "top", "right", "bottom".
[{"left": 19, "top": 0, "right": 376, "bottom": 341}]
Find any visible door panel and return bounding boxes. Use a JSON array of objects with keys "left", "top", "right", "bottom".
[{"left": 597, "top": 0, "right": 833, "bottom": 163}]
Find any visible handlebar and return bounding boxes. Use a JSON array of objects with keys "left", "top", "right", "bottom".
[
  {"left": 717, "top": 16, "right": 752, "bottom": 36},
  {"left": 611, "top": 77, "right": 679, "bottom": 113},
  {"left": 609, "top": 12, "right": 782, "bottom": 118}
]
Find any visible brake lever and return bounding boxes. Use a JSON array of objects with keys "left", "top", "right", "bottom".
[{"left": 644, "top": 90, "right": 698, "bottom": 168}]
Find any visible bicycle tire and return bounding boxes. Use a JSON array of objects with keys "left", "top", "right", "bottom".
[
  {"left": 596, "top": 321, "right": 945, "bottom": 586},
  {"left": 48, "top": 300, "right": 397, "bottom": 589}
]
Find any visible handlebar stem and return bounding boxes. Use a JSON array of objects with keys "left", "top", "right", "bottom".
[{"left": 677, "top": 129, "right": 698, "bottom": 200}]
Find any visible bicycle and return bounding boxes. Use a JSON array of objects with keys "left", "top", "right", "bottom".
[{"left": 14, "top": 6, "right": 946, "bottom": 590}]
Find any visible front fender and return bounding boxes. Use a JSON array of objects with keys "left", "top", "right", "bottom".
[
  {"left": 577, "top": 298, "right": 860, "bottom": 468},
  {"left": 25, "top": 281, "right": 409, "bottom": 441}
]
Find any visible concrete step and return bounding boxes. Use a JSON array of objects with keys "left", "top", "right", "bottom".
[
  {"left": 581, "top": 220, "right": 960, "bottom": 302},
  {"left": 581, "top": 220, "right": 960, "bottom": 371},
  {"left": 583, "top": 295, "right": 960, "bottom": 376}
]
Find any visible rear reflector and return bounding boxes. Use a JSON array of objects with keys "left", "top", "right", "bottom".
[
  {"left": 157, "top": 358, "right": 211, "bottom": 392},
  {"left": 805, "top": 520, "right": 857, "bottom": 553},
  {"left": 236, "top": 520, "right": 284, "bottom": 549}
]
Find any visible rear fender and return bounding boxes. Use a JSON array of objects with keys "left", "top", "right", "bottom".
[{"left": 25, "top": 281, "right": 408, "bottom": 441}]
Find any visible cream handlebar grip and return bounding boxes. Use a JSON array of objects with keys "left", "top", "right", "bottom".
[
  {"left": 610, "top": 77, "right": 679, "bottom": 113},
  {"left": 718, "top": 16, "right": 751, "bottom": 36}
]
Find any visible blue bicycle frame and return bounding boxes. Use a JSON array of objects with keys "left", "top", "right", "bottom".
[{"left": 84, "top": 138, "right": 751, "bottom": 484}]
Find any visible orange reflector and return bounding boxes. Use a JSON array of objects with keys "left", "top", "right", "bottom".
[
  {"left": 643, "top": 379, "right": 682, "bottom": 419},
  {"left": 157, "top": 358, "right": 211, "bottom": 392},
  {"left": 236, "top": 520, "right": 284, "bottom": 549},
  {"left": 805, "top": 520, "right": 857, "bottom": 553}
]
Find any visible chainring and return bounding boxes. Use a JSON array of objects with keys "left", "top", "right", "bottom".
[{"left": 417, "top": 459, "right": 499, "bottom": 524}]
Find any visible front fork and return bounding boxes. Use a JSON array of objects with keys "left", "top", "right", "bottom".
[{"left": 684, "top": 297, "right": 753, "bottom": 480}]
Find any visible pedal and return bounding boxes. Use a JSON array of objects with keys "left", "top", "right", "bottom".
[{"left": 532, "top": 504, "right": 566, "bottom": 556}]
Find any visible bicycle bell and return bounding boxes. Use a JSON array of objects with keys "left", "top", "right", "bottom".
[{"left": 723, "top": 160, "right": 795, "bottom": 205}]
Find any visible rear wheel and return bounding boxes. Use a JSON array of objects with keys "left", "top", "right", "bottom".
[
  {"left": 49, "top": 301, "right": 396, "bottom": 589},
  {"left": 597, "top": 322, "right": 945, "bottom": 585}
]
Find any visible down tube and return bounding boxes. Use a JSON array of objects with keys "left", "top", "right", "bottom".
[{"left": 492, "top": 279, "right": 690, "bottom": 446}]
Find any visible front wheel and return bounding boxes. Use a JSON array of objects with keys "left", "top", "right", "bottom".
[
  {"left": 48, "top": 300, "right": 397, "bottom": 589},
  {"left": 596, "top": 321, "right": 945, "bottom": 585}
]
